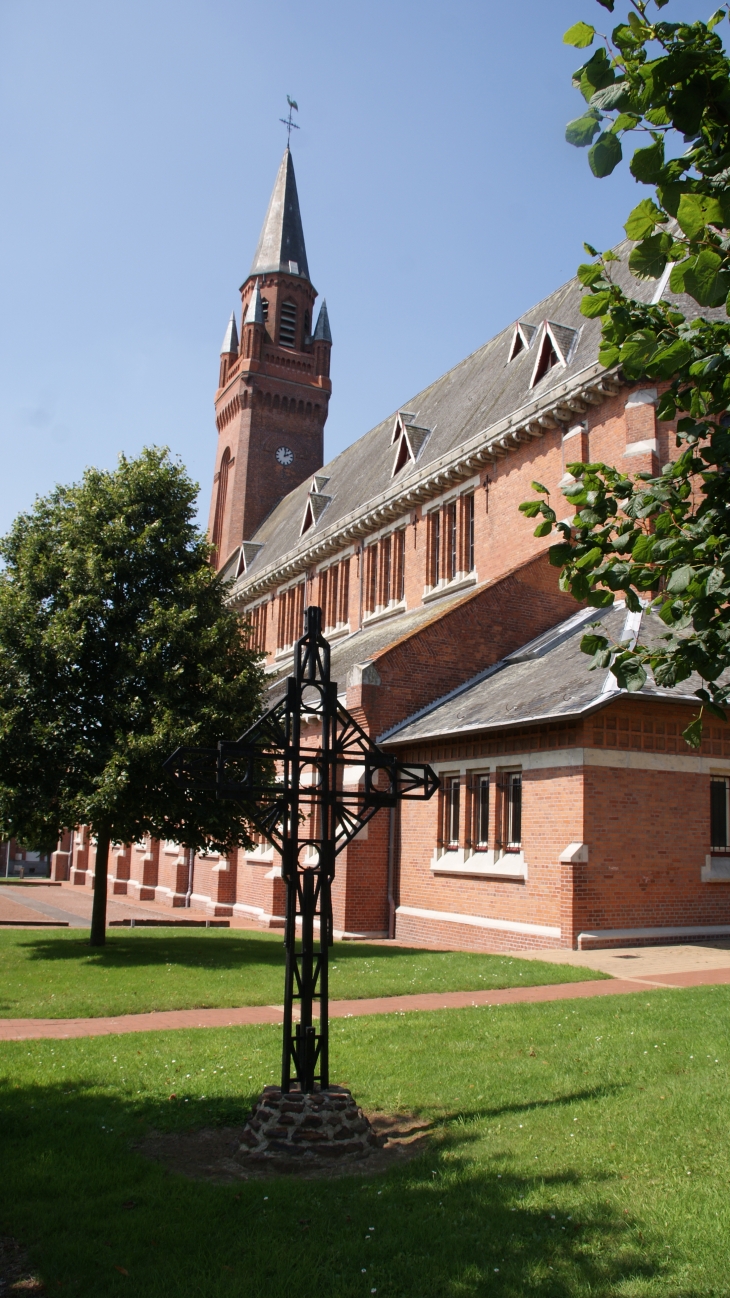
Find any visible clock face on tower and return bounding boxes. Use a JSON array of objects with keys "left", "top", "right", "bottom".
[{"left": 275, "top": 446, "right": 294, "bottom": 466}]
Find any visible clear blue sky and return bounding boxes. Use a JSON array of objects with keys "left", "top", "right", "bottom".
[{"left": 0, "top": 0, "right": 716, "bottom": 535}]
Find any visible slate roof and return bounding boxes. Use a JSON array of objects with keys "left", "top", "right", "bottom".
[
  {"left": 266, "top": 586, "right": 478, "bottom": 702},
  {"left": 233, "top": 245, "right": 711, "bottom": 595},
  {"left": 380, "top": 603, "right": 712, "bottom": 746},
  {"left": 249, "top": 148, "right": 310, "bottom": 282}
]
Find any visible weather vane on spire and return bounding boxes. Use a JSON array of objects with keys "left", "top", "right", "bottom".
[{"left": 280, "top": 95, "right": 300, "bottom": 147}]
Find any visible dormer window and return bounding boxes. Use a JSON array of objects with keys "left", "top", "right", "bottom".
[
  {"left": 529, "top": 321, "right": 578, "bottom": 388},
  {"left": 391, "top": 411, "right": 431, "bottom": 477},
  {"left": 279, "top": 300, "right": 297, "bottom": 347},
  {"left": 300, "top": 476, "right": 332, "bottom": 535},
  {"left": 508, "top": 321, "right": 537, "bottom": 362}
]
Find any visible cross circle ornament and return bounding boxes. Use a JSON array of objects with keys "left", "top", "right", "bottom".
[{"left": 276, "top": 446, "right": 294, "bottom": 466}]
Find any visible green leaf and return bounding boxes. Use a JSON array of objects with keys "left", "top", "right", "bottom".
[
  {"left": 577, "top": 261, "right": 605, "bottom": 287},
  {"left": 534, "top": 520, "right": 553, "bottom": 538},
  {"left": 519, "top": 500, "right": 542, "bottom": 517},
  {"left": 581, "top": 632, "right": 610, "bottom": 655},
  {"left": 647, "top": 338, "right": 693, "bottom": 380},
  {"left": 590, "top": 83, "right": 633, "bottom": 111},
  {"left": 671, "top": 250, "right": 730, "bottom": 308},
  {"left": 631, "top": 534, "right": 655, "bottom": 562},
  {"left": 676, "top": 193, "right": 725, "bottom": 241},
  {"left": 583, "top": 242, "right": 599, "bottom": 257},
  {"left": 707, "top": 566, "right": 727, "bottom": 595},
  {"left": 574, "top": 546, "right": 604, "bottom": 571},
  {"left": 566, "top": 110, "right": 602, "bottom": 147},
  {"left": 630, "top": 140, "right": 664, "bottom": 183},
  {"left": 589, "top": 132, "right": 622, "bottom": 178},
  {"left": 598, "top": 343, "right": 621, "bottom": 368},
  {"left": 531, "top": 481, "right": 549, "bottom": 495},
  {"left": 548, "top": 543, "right": 574, "bottom": 568},
  {"left": 575, "top": 48, "right": 615, "bottom": 102},
  {"left": 645, "top": 107, "right": 671, "bottom": 126},
  {"left": 628, "top": 234, "right": 670, "bottom": 280},
  {"left": 581, "top": 291, "right": 612, "bottom": 318},
  {"left": 682, "top": 715, "right": 703, "bottom": 749},
  {"left": 656, "top": 390, "right": 677, "bottom": 421},
  {"left": 595, "top": 0, "right": 615, "bottom": 9},
  {"left": 708, "top": 8, "right": 727, "bottom": 30},
  {"left": 624, "top": 198, "right": 663, "bottom": 241},
  {"left": 656, "top": 182, "right": 682, "bottom": 217},
  {"left": 667, "top": 564, "right": 694, "bottom": 594},
  {"left": 619, "top": 329, "right": 658, "bottom": 377},
  {"left": 564, "top": 21, "right": 595, "bottom": 47},
  {"left": 613, "top": 657, "right": 647, "bottom": 691},
  {"left": 612, "top": 113, "right": 641, "bottom": 134},
  {"left": 587, "top": 589, "right": 615, "bottom": 607}
]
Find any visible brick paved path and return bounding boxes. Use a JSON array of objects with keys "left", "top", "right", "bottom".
[{"left": 1, "top": 967, "right": 729, "bottom": 1042}]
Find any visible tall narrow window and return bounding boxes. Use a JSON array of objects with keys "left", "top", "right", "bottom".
[
  {"left": 392, "top": 530, "right": 405, "bottom": 602},
  {"left": 293, "top": 583, "right": 304, "bottom": 643},
  {"left": 380, "top": 535, "right": 391, "bottom": 607},
  {"left": 279, "top": 300, "right": 297, "bottom": 348},
  {"left": 444, "top": 776, "right": 460, "bottom": 848},
  {"left": 247, "top": 602, "right": 267, "bottom": 653},
  {"left": 447, "top": 502, "right": 457, "bottom": 581},
  {"left": 428, "top": 511, "right": 441, "bottom": 587},
  {"left": 711, "top": 776, "right": 730, "bottom": 850},
  {"left": 338, "top": 558, "right": 350, "bottom": 625},
  {"left": 325, "top": 564, "right": 338, "bottom": 629},
  {"left": 212, "top": 448, "right": 230, "bottom": 555},
  {"left": 277, "top": 591, "right": 287, "bottom": 650},
  {"left": 473, "top": 774, "right": 489, "bottom": 849},
  {"left": 366, "top": 545, "right": 378, "bottom": 613},
  {"left": 504, "top": 772, "right": 522, "bottom": 851},
  {"left": 465, "top": 493, "right": 475, "bottom": 572}
]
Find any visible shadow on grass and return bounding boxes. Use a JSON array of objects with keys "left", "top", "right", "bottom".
[
  {"left": 17, "top": 934, "right": 454, "bottom": 973},
  {"left": 430, "top": 1084, "right": 627, "bottom": 1127},
  {"left": 0, "top": 1077, "right": 692, "bottom": 1298}
]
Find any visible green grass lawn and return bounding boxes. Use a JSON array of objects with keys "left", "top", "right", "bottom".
[
  {"left": 1, "top": 986, "right": 729, "bottom": 1296},
  {"left": 0, "top": 929, "right": 605, "bottom": 1019}
]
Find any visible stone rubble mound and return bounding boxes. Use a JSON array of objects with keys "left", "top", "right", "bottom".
[{"left": 238, "top": 1085, "right": 382, "bottom": 1161}]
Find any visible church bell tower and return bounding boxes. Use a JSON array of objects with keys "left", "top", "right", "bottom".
[{"left": 208, "top": 149, "right": 332, "bottom": 568}]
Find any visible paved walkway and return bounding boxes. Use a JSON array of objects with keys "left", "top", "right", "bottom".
[
  {"left": 1, "top": 966, "right": 729, "bottom": 1042},
  {"left": 0, "top": 882, "right": 273, "bottom": 931}
]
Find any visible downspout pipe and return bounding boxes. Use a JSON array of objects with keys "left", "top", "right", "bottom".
[
  {"left": 387, "top": 802, "right": 399, "bottom": 939},
  {"left": 185, "top": 848, "right": 195, "bottom": 908}
]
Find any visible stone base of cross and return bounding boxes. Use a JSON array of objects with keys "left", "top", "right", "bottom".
[{"left": 165, "top": 606, "right": 439, "bottom": 1093}]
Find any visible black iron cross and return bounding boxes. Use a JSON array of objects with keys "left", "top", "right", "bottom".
[{"left": 165, "top": 606, "right": 438, "bottom": 1093}]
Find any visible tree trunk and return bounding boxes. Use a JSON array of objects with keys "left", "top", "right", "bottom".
[{"left": 89, "top": 828, "right": 111, "bottom": 947}]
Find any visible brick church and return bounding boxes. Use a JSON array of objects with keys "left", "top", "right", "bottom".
[{"left": 52, "top": 148, "right": 730, "bottom": 950}]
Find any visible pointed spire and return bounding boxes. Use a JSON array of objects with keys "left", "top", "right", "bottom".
[
  {"left": 220, "top": 311, "right": 239, "bottom": 355},
  {"left": 249, "top": 149, "right": 310, "bottom": 280},
  {"left": 244, "top": 279, "right": 264, "bottom": 325},
  {"left": 312, "top": 299, "right": 332, "bottom": 343}
]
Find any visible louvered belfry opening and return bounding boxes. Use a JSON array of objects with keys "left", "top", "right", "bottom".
[
  {"left": 279, "top": 300, "right": 297, "bottom": 348},
  {"left": 212, "top": 448, "right": 231, "bottom": 555}
]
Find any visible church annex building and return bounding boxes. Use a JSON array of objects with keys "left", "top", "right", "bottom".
[{"left": 48, "top": 149, "right": 730, "bottom": 951}]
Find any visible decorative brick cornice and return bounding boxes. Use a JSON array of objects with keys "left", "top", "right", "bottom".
[{"left": 228, "top": 362, "right": 621, "bottom": 610}]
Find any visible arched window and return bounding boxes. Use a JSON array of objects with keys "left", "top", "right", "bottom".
[{"left": 212, "top": 448, "right": 231, "bottom": 555}]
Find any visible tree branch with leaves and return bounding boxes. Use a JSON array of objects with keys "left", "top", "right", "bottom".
[{"left": 521, "top": 0, "right": 730, "bottom": 746}]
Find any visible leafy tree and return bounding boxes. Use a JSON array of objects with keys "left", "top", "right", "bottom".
[
  {"left": 521, "top": 0, "right": 730, "bottom": 745},
  {"left": 0, "top": 448, "right": 264, "bottom": 944}
]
